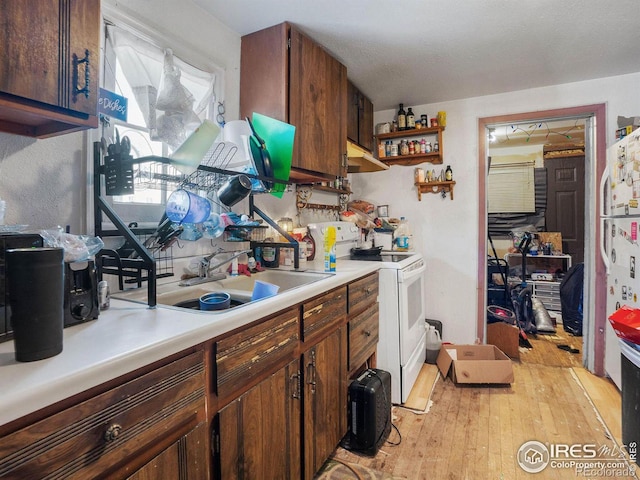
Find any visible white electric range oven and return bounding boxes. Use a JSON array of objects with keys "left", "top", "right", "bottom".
[{"left": 307, "top": 222, "right": 426, "bottom": 404}]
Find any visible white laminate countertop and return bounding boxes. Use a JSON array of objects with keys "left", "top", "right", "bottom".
[{"left": 0, "top": 261, "right": 379, "bottom": 427}]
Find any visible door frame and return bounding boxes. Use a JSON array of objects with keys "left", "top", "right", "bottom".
[{"left": 477, "top": 104, "right": 607, "bottom": 375}]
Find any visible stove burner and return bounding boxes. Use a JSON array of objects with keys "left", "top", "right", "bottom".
[{"left": 349, "top": 254, "right": 410, "bottom": 262}]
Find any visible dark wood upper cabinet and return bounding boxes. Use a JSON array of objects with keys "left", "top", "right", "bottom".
[
  {"left": 241, "top": 22, "right": 347, "bottom": 182},
  {"left": 347, "top": 80, "right": 374, "bottom": 153},
  {"left": 0, "top": 0, "right": 100, "bottom": 138}
]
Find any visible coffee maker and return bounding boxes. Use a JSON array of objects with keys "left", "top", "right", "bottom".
[{"left": 64, "top": 260, "right": 100, "bottom": 327}]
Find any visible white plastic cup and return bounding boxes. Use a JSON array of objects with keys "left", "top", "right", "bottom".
[
  {"left": 165, "top": 189, "right": 211, "bottom": 224},
  {"left": 251, "top": 280, "right": 280, "bottom": 301}
]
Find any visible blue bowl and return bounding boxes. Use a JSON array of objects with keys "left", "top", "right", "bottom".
[{"left": 199, "top": 292, "right": 231, "bottom": 311}]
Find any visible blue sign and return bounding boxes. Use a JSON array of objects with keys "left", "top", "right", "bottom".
[{"left": 98, "top": 88, "right": 128, "bottom": 122}]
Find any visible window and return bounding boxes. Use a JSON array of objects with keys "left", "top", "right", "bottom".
[
  {"left": 487, "top": 153, "right": 537, "bottom": 213},
  {"left": 101, "top": 23, "right": 223, "bottom": 210}
]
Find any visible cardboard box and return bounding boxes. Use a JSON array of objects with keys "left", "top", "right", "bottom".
[
  {"left": 537, "top": 232, "right": 562, "bottom": 254},
  {"left": 436, "top": 344, "right": 514, "bottom": 384},
  {"left": 487, "top": 322, "right": 520, "bottom": 359}
]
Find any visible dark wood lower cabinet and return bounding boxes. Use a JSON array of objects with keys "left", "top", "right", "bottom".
[
  {"left": 0, "top": 350, "right": 206, "bottom": 479},
  {"left": 303, "top": 325, "right": 348, "bottom": 480},
  {"left": 214, "top": 359, "right": 301, "bottom": 480},
  {"left": 128, "top": 422, "right": 208, "bottom": 480},
  {"left": 0, "top": 276, "right": 378, "bottom": 480}
]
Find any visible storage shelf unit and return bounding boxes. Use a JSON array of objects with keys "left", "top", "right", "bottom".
[
  {"left": 376, "top": 126, "right": 444, "bottom": 166},
  {"left": 530, "top": 280, "right": 562, "bottom": 311},
  {"left": 504, "top": 253, "right": 572, "bottom": 275},
  {"left": 504, "top": 253, "right": 572, "bottom": 312}
]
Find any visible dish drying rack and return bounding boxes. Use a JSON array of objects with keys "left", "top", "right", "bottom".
[{"left": 93, "top": 139, "right": 299, "bottom": 308}]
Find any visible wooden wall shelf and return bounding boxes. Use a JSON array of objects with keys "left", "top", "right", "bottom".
[
  {"left": 382, "top": 152, "right": 442, "bottom": 166},
  {"left": 415, "top": 180, "right": 456, "bottom": 200},
  {"left": 377, "top": 126, "right": 445, "bottom": 166}
]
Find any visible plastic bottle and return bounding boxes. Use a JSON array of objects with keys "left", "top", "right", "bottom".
[
  {"left": 394, "top": 217, "right": 411, "bottom": 251},
  {"left": 303, "top": 228, "right": 316, "bottom": 261},
  {"left": 425, "top": 325, "right": 442, "bottom": 364},
  {"left": 262, "top": 246, "right": 279, "bottom": 268},
  {"left": 231, "top": 256, "right": 239, "bottom": 276},
  {"left": 324, "top": 226, "right": 336, "bottom": 272}
]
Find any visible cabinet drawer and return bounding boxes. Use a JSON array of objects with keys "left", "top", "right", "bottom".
[
  {"left": 534, "top": 281, "right": 560, "bottom": 294},
  {"left": 302, "top": 286, "right": 347, "bottom": 344},
  {"left": 0, "top": 350, "right": 205, "bottom": 479},
  {"left": 348, "top": 272, "right": 378, "bottom": 314},
  {"left": 349, "top": 302, "right": 379, "bottom": 371},
  {"left": 537, "top": 297, "right": 562, "bottom": 312},
  {"left": 216, "top": 307, "right": 299, "bottom": 403}
]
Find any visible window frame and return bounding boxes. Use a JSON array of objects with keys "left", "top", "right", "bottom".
[{"left": 94, "top": 9, "right": 225, "bottom": 228}]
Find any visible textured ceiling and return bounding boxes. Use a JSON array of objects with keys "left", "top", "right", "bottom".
[{"left": 194, "top": 0, "right": 640, "bottom": 111}]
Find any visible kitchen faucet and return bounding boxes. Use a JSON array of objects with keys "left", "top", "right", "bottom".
[{"left": 179, "top": 248, "right": 252, "bottom": 286}]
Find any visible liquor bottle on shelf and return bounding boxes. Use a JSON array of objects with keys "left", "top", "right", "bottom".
[
  {"left": 406, "top": 107, "right": 415, "bottom": 129},
  {"left": 445, "top": 165, "right": 453, "bottom": 181},
  {"left": 397, "top": 103, "right": 407, "bottom": 130}
]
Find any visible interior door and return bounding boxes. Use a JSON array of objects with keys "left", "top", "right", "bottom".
[{"left": 545, "top": 155, "right": 586, "bottom": 264}]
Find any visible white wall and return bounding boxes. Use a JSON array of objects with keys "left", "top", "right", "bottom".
[
  {"left": 0, "top": 0, "right": 241, "bottom": 234},
  {"left": 350, "top": 72, "right": 640, "bottom": 344}
]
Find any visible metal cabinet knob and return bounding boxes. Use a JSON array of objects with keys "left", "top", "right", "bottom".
[{"left": 104, "top": 423, "right": 122, "bottom": 442}]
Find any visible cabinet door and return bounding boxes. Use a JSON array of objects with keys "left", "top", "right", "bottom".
[
  {"left": 347, "top": 80, "right": 374, "bottom": 153},
  {"left": 67, "top": 0, "right": 100, "bottom": 116},
  {"left": 128, "top": 422, "right": 208, "bottom": 480},
  {"left": 239, "top": 23, "right": 288, "bottom": 123},
  {"left": 303, "top": 325, "right": 348, "bottom": 480},
  {"left": 360, "top": 92, "right": 374, "bottom": 152},
  {"left": 0, "top": 0, "right": 100, "bottom": 137},
  {"left": 347, "top": 80, "right": 359, "bottom": 145},
  {"left": 215, "top": 359, "right": 301, "bottom": 480},
  {"left": 289, "top": 27, "right": 346, "bottom": 178},
  {"left": 0, "top": 0, "right": 99, "bottom": 113},
  {"left": 0, "top": 0, "right": 62, "bottom": 106}
]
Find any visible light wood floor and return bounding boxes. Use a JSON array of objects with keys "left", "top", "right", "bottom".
[{"left": 328, "top": 324, "right": 636, "bottom": 479}]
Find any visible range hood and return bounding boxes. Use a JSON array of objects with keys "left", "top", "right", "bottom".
[{"left": 347, "top": 141, "right": 389, "bottom": 173}]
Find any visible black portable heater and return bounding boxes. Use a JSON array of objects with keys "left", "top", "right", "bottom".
[{"left": 345, "top": 368, "right": 391, "bottom": 455}]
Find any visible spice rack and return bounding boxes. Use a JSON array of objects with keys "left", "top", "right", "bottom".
[
  {"left": 376, "top": 126, "right": 445, "bottom": 166},
  {"left": 415, "top": 180, "right": 456, "bottom": 200}
]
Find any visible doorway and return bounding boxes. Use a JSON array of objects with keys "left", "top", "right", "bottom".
[{"left": 477, "top": 104, "right": 607, "bottom": 376}]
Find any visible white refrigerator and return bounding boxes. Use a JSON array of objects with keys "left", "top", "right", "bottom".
[{"left": 601, "top": 128, "right": 640, "bottom": 389}]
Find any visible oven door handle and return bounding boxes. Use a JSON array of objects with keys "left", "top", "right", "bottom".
[{"left": 398, "top": 261, "right": 426, "bottom": 283}]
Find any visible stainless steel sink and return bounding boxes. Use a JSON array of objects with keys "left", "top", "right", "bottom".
[
  {"left": 214, "top": 269, "right": 332, "bottom": 293},
  {"left": 114, "top": 269, "right": 333, "bottom": 313}
]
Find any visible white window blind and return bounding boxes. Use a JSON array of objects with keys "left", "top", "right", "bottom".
[{"left": 487, "top": 154, "right": 536, "bottom": 213}]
